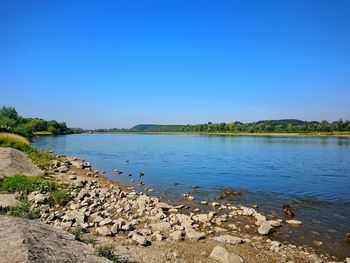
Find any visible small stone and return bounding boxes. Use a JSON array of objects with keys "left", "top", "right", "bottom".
[
  {"left": 132, "top": 233, "right": 149, "bottom": 246},
  {"left": 258, "top": 221, "right": 272, "bottom": 235},
  {"left": 96, "top": 226, "right": 111, "bottom": 236},
  {"left": 188, "top": 196, "right": 195, "bottom": 201},
  {"left": 286, "top": 219, "right": 302, "bottom": 225},
  {"left": 99, "top": 218, "right": 112, "bottom": 226},
  {"left": 170, "top": 230, "right": 184, "bottom": 241},
  {"left": 220, "top": 235, "right": 243, "bottom": 245},
  {"left": 150, "top": 222, "right": 171, "bottom": 232},
  {"left": 200, "top": 200, "right": 208, "bottom": 205}
]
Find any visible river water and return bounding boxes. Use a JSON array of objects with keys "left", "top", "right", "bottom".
[{"left": 33, "top": 133, "right": 350, "bottom": 259}]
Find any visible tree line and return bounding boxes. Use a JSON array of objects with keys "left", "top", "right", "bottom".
[
  {"left": 0, "top": 106, "right": 83, "bottom": 137},
  {"left": 96, "top": 119, "right": 350, "bottom": 134}
]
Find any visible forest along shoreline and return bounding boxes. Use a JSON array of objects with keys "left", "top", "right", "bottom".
[{"left": 3, "top": 149, "right": 347, "bottom": 263}]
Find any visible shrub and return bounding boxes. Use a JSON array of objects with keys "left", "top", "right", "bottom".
[
  {"left": 25, "top": 147, "right": 55, "bottom": 171},
  {"left": 49, "top": 190, "right": 69, "bottom": 205},
  {"left": 69, "top": 227, "right": 83, "bottom": 240},
  {"left": 96, "top": 244, "right": 119, "bottom": 263},
  {"left": 31, "top": 177, "right": 59, "bottom": 193},
  {"left": 8, "top": 199, "right": 40, "bottom": 219}
]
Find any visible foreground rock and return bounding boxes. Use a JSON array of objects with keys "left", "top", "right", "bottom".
[
  {"left": 0, "top": 215, "right": 110, "bottom": 263},
  {"left": 0, "top": 147, "right": 43, "bottom": 177}
]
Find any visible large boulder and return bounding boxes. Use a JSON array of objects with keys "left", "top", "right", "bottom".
[
  {"left": 0, "top": 147, "right": 43, "bottom": 177},
  {"left": 0, "top": 215, "right": 110, "bottom": 262}
]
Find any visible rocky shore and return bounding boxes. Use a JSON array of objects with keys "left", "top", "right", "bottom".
[{"left": 17, "top": 154, "right": 346, "bottom": 263}]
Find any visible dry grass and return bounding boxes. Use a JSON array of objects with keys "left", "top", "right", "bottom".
[{"left": 0, "top": 132, "right": 30, "bottom": 145}]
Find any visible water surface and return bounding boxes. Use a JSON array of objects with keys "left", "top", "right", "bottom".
[{"left": 33, "top": 134, "right": 350, "bottom": 259}]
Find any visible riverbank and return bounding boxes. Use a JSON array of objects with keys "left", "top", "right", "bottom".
[{"left": 21, "top": 152, "right": 349, "bottom": 262}]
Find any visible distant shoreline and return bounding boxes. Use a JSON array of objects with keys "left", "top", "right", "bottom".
[{"left": 91, "top": 131, "right": 350, "bottom": 137}]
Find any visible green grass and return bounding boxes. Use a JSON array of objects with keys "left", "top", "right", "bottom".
[
  {"left": 49, "top": 190, "right": 69, "bottom": 205},
  {"left": 25, "top": 147, "right": 55, "bottom": 171},
  {"left": 69, "top": 227, "right": 83, "bottom": 240},
  {"left": 96, "top": 244, "right": 119, "bottom": 263},
  {"left": 1, "top": 175, "right": 59, "bottom": 195},
  {"left": 8, "top": 199, "right": 40, "bottom": 219}
]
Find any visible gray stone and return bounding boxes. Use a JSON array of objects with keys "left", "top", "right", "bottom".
[
  {"left": 286, "top": 219, "right": 302, "bottom": 225},
  {"left": 219, "top": 235, "right": 243, "bottom": 245},
  {"left": 209, "top": 246, "right": 243, "bottom": 263},
  {"left": 258, "top": 221, "right": 272, "bottom": 235},
  {"left": 96, "top": 226, "right": 111, "bottom": 236},
  {"left": 150, "top": 222, "right": 171, "bottom": 232},
  {"left": 170, "top": 230, "right": 184, "bottom": 241},
  {"left": 185, "top": 228, "right": 205, "bottom": 240},
  {"left": 0, "top": 147, "right": 43, "bottom": 177},
  {"left": 0, "top": 194, "right": 17, "bottom": 209},
  {"left": 132, "top": 233, "right": 148, "bottom": 246},
  {"left": 99, "top": 218, "right": 112, "bottom": 226}
]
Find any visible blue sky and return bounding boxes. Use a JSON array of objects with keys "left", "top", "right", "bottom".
[{"left": 1, "top": 0, "right": 349, "bottom": 128}]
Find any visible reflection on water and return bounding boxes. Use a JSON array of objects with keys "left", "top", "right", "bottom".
[{"left": 33, "top": 134, "right": 350, "bottom": 259}]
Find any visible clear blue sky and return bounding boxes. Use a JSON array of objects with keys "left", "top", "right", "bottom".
[{"left": 1, "top": 0, "right": 349, "bottom": 129}]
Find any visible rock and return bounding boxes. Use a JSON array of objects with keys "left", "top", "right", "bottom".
[
  {"left": 132, "top": 233, "right": 149, "bottom": 246},
  {"left": 268, "top": 220, "right": 281, "bottom": 227},
  {"left": 211, "top": 202, "right": 220, "bottom": 207},
  {"left": 188, "top": 195, "right": 195, "bottom": 201},
  {"left": 170, "top": 230, "right": 184, "bottom": 241},
  {"left": 0, "top": 194, "right": 17, "bottom": 209},
  {"left": 152, "top": 232, "right": 163, "bottom": 241},
  {"left": 197, "top": 214, "right": 209, "bottom": 223},
  {"left": 96, "top": 226, "right": 111, "bottom": 236},
  {"left": 220, "top": 235, "right": 243, "bottom": 245},
  {"left": 201, "top": 200, "right": 208, "bottom": 205},
  {"left": 69, "top": 175, "right": 77, "bottom": 180},
  {"left": 99, "top": 218, "right": 112, "bottom": 226},
  {"left": 185, "top": 228, "right": 205, "bottom": 240},
  {"left": 58, "top": 166, "right": 69, "bottom": 173},
  {"left": 209, "top": 246, "right": 243, "bottom": 263},
  {"left": 150, "top": 222, "right": 171, "bottom": 232},
  {"left": 28, "top": 192, "right": 47, "bottom": 204},
  {"left": 270, "top": 241, "right": 282, "bottom": 252},
  {"left": 286, "top": 219, "right": 302, "bottom": 225},
  {"left": 0, "top": 148, "right": 43, "bottom": 177},
  {"left": 345, "top": 258, "right": 350, "bottom": 263},
  {"left": 255, "top": 213, "right": 266, "bottom": 226},
  {"left": 258, "top": 221, "right": 272, "bottom": 235},
  {"left": 157, "top": 202, "right": 172, "bottom": 210},
  {"left": 0, "top": 215, "right": 109, "bottom": 263},
  {"left": 110, "top": 223, "right": 120, "bottom": 234}
]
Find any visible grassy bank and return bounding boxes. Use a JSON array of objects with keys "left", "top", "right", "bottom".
[{"left": 0, "top": 132, "right": 55, "bottom": 170}]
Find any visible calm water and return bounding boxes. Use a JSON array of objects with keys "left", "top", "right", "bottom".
[{"left": 33, "top": 134, "right": 350, "bottom": 258}]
